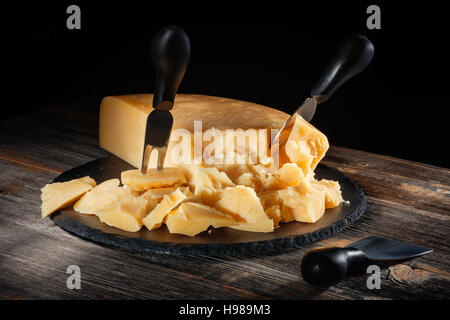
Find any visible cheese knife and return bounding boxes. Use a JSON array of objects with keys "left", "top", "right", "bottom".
[
  {"left": 141, "top": 25, "right": 191, "bottom": 173},
  {"left": 301, "top": 235, "right": 433, "bottom": 287},
  {"left": 271, "top": 34, "right": 375, "bottom": 147}
]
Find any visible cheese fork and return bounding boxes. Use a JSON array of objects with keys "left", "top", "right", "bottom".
[{"left": 141, "top": 25, "right": 191, "bottom": 173}]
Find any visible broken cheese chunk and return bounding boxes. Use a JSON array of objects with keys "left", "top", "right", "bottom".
[
  {"left": 215, "top": 186, "right": 274, "bottom": 232},
  {"left": 275, "top": 163, "right": 305, "bottom": 187},
  {"left": 140, "top": 186, "right": 180, "bottom": 201},
  {"left": 314, "top": 179, "right": 344, "bottom": 209},
  {"left": 280, "top": 114, "right": 329, "bottom": 175},
  {"left": 73, "top": 179, "right": 128, "bottom": 215},
  {"left": 179, "top": 165, "right": 234, "bottom": 206},
  {"left": 165, "top": 202, "right": 237, "bottom": 236},
  {"left": 41, "top": 176, "right": 96, "bottom": 218},
  {"left": 142, "top": 187, "right": 193, "bottom": 230},
  {"left": 278, "top": 179, "right": 326, "bottom": 223},
  {"left": 121, "top": 167, "right": 187, "bottom": 191},
  {"left": 95, "top": 193, "right": 158, "bottom": 232}
]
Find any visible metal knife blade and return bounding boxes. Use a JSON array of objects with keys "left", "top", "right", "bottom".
[
  {"left": 141, "top": 109, "right": 173, "bottom": 173},
  {"left": 271, "top": 97, "right": 317, "bottom": 147},
  {"left": 346, "top": 235, "right": 433, "bottom": 261}
]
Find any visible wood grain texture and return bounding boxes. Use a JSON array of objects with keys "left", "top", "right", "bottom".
[{"left": 0, "top": 99, "right": 449, "bottom": 300}]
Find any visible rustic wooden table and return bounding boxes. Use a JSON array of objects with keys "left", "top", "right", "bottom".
[{"left": 0, "top": 99, "right": 449, "bottom": 300}]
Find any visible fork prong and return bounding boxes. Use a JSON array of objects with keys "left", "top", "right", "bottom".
[
  {"left": 156, "top": 146, "right": 167, "bottom": 171},
  {"left": 141, "top": 144, "right": 153, "bottom": 174}
]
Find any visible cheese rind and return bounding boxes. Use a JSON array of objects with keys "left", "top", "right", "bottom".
[
  {"left": 41, "top": 176, "right": 96, "bottom": 218},
  {"left": 165, "top": 202, "right": 237, "bottom": 236}
]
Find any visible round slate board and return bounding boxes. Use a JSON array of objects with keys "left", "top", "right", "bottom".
[{"left": 50, "top": 156, "right": 366, "bottom": 255}]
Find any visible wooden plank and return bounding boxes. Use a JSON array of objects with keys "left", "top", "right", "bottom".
[
  {"left": 0, "top": 101, "right": 449, "bottom": 300},
  {"left": 0, "top": 157, "right": 448, "bottom": 299}
]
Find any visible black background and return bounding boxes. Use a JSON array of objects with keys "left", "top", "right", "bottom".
[{"left": 4, "top": 1, "right": 449, "bottom": 167}]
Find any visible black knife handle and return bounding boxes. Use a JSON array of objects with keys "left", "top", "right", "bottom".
[
  {"left": 301, "top": 247, "right": 370, "bottom": 287},
  {"left": 151, "top": 25, "right": 191, "bottom": 110},
  {"left": 310, "top": 34, "right": 374, "bottom": 103}
]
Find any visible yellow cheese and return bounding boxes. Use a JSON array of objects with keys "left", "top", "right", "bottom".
[
  {"left": 258, "top": 190, "right": 294, "bottom": 224},
  {"left": 73, "top": 179, "right": 126, "bottom": 215},
  {"left": 314, "top": 179, "right": 344, "bottom": 209},
  {"left": 275, "top": 163, "right": 305, "bottom": 187},
  {"left": 95, "top": 193, "right": 158, "bottom": 232},
  {"left": 165, "top": 202, "right": 237, "bottom": 236},
  {"left": 99, "top": 94, "right": 288, "bottom": 169},
  {"left": 140, "top": 186, "right": 180, "bottom": 201},
  {"left": 215, "top": 186, "right": 274, "bottom": 232},
  {"left": 142, "top": 187, "right": 193, "bottom": 230},
  {"left": 279, "top": 114, "right": 329, "bottom": 174},
  {"left": 216, "top": 164, "right": 281, "bottom": 193},
  {"left": 41, "top": 176, "right": 96, "bottom": 218},
  {"left": 121, "top": 167, "right": 187, "bottom": 191},
  {"left": 278, "top": 179, "right": 326, "bottom": 223},
  {"left": 179, "top": 165, "right": 234, "bottom": 206},
  {"left": 38, "top": 95, "right": 343, "bottom": 235},
  {"left": 259, "top": 176, "right": 329, "bottom": 224}
]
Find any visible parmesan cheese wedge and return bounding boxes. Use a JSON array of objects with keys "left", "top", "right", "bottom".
[{"left": 99, "top": 94, "right": 287, "bottom": 169}]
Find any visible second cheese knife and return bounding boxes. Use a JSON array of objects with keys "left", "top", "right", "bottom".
[
  {"left": 141, "top": 25, "right": 191, "bottom": 173},
  {"left": 301, "top": 235, "right": 433, "bottom": 287},
  {"left": 271, "top": 34, "right": 375, "bottom": 148}
]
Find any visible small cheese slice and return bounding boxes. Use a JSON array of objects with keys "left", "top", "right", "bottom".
[
  {"left": 74, "top": 179, "right": 125, "bottom": 215},
  {"left": 41, "top": 176, "right": 96, "bottom": 218},
  {"left": 215, "top": 186, "right": 274, "bottom": 232},
  {"left": 279, "top": 114, "right": 329, "bottom": 175},
  {"left": 165, "top": 202, "right": 237, "bottom": 236},
  {"left": 142, "top": 187, "right": 193, "bottom": 230},
  {"left": 95, "top": 193, "right": 158, "bottom": 232},
  {"left": 121, "top": 167, "right": 187, "bottom": 191}
]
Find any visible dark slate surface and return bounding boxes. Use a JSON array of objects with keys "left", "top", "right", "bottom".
[{"left": 50, "top": 156, "right": 366, "bottom": 256}]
